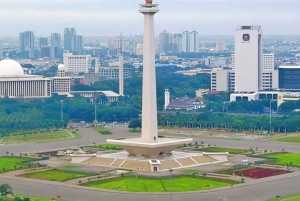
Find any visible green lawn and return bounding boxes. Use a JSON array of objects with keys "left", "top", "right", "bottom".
[
  {"left": 83, "top": 176, "right": 239, "bottom": 192},
  {"left": 181, "top": 169, "right": 202, "bottom": 174},
  {"left": 93, "top": 127, "right": 112, "bottom": 135},
  {"left": 92, "top": 143, "right": 122, "bottom": 150},
  {"left": 195, "top": 147, "right": 248, "bottom": 154},
  {"left": 0, "top": 157, "right": 35, "bottom": 172},
  {"left": 24, "top": 169, "right": 95, "bottom": 181},
  {"left": 258, "top": 153, "right": 300, "bottom": 167},
  {"left": 266, "top": 192, "right": 300, "bottom": 201},
  {"left": 7, "top": 194, "right": 55, "bottom": 201},
  {"left": 270, "top": 135, "right": 300, "bottom": 143},
  {"left": 0, "top": 130, "right": 76, "bottom": 143}
]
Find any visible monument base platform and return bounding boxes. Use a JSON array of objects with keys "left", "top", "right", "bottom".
[
  {"left": 71, "top": 151, "right": 229, "bottom": 172},
  {"left": 106, "top": 137, "right": 193, "bottom": 158}
]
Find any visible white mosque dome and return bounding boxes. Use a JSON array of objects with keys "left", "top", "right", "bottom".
[
  {"left": 0, "top": 59, "right": 25, "bottom": 77},
  {"left": 58, "top": 64, "right": 65, "bottom": 70}
]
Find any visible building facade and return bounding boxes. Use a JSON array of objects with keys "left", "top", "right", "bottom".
[
  {"left": 231, "top": 53, "right": 274, "bottom": 70},
  {"left": 278, "top": 66, "right": 300, "bottom": 91},
  {"left": 50, "top": 33, "right": 61, "bottom": 59},
  {"left": 64, "top": 28, "right": 76, "bottom": 52},
  {"left": 182, "top": 30, "right": 198, "bottom": 53},
  {"left": 51, "top": 64, "right": 71, "bottom": 94},
  {"left": 19, "top": 31, "right": 35, "bottom": 58},
  {"left": 63, "top": 51, "right": 91, "bottom": 73},
  {"left": 0, "top": 59, "right": 52, "bottom": 98},
  {"left": 98, "top": 67, "right": 132, "bottom": 79},
  {"left": 234, "top": 26, "right": 263, "bottom": 93}
]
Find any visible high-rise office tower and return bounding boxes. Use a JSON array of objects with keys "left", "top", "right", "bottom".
[
  {"left": 173, "top": 34, "right": 182, "bottom": 53},
  {"left": 19, "top": 31, "right": 35, "bottom": 58},
  {"left": 51, "top": 33, "right": 61, "bottom": 48},
  {"left": 39, "top": 37, "right": 48, "bottom": 47},
  {"left": 64, "top": 28, "right": 76, "bottom": 52},
  {"left": 216, "top": 41, "right": 226, "bottom": 52},
  {"left": 159, "top": 30, "right": 173, "bottom": 53},
  {"left": 182, "top": 30, "right": 198, "bottom": 53},
  {"left": 50, "top": 33, "right": 61, "bottom": 59},
  {"left": 75, "top": 35, "right": 84, "bottom": 54},
  {"left": 234, "top": 25, "right": 263, "bottom": 93}
]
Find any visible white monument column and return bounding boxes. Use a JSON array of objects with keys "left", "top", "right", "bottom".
[
  {"left": 139, "top": 3, "right": 159, "bottom": 142},
  {"left": 119, "top": 32, "right": 124, "bottom": 96},
  {"left": 164, "top": 89, "right": 170, "bottom": 110}
]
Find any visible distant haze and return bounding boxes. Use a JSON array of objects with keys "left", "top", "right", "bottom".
[{"left": 0, "top": 0, "right": 299, "bottom": 37}]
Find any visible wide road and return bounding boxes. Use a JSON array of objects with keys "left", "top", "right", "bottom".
[
  {"left": 1, "top": 127, "right": 300, "bottom": 155},
  {"left": 1, "top": 171, "right": 300, "bottom": 201},
  {"left": 0, "top": 127, "right": 136, "bottom": 155}
]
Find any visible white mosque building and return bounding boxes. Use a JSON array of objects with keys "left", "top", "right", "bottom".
[{"left": 0, "top": 59, "right": 71, "bottom": 98}]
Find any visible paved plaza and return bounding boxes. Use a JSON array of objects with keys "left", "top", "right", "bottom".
[{"left": 1, "top": 127, "right": 300, "bottom": 200}]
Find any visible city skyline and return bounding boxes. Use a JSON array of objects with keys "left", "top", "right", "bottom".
[{"left": 0, "top": 0, "right": 299, "bottom": 37}]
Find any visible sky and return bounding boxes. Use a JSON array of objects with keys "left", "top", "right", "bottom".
[{"left": 0, "top": 0, "right": 299, "bottom": 37}]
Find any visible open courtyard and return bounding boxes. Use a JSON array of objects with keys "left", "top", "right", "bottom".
[{"left": 83, "top": 175, "right": 239, "bottom": 192}]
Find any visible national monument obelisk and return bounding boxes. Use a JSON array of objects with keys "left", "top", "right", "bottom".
[
  {"left": 139, "top": 1, "right": 159, "bottom": 143},
  {"left": 107, "top": 1, "right": 192, "bottom": 158}
]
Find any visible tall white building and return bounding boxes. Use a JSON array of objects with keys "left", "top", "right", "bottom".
[
  {"left": 182, "top": 30, "right": 198, "bottom": 53},
  {"left": 231, "top": 53, "right": 274, "bottom": 70},
  {"left": 63, "top": 51, "right": 91, "bottom": 73},
  {"left": 234, "top": 26, "right": 263, "bottom": 93}
]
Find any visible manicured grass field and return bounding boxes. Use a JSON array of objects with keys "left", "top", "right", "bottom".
[
  {"left": 270, "top": 135, "right": 300, "bottom": 143},
  {"left": 0, "top": 157, "right": 35, "bottom": 171},
  {"left": 24, "top": 169, "right": 94, "bottom": 181},
  {"left": 196, "top": 147, "right": 248, "bottom": 154},
  {"left": 83, "top": 176, "right": 239, "bottom": 192},
  {"left": 0, "top": 130, "right": 75, "bottom": 143},
  {"left": 181, "top": 169, "right": 202, "bottom": 174},
  {"left": 258, "top": 152, "right": 300, "bottom": 167},
  {"left": 266, "top": 192, "right": 300, "bottom": 201},
  {"left": 92, "top": 143, "right": 122, "bottom": 150},
  {"left": 93, "top": 127, "right": 112, "bottom": 135}
]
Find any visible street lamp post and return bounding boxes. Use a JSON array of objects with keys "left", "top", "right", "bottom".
[
  {"left": 60, "top": 100, "right": 64, "bottom": 122},
  {"left": 169, "top": 168, "right": 173, "bottom": 201}
]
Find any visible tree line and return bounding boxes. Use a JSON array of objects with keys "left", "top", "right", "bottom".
[{"left": 0, "top": 95, "right": 139, "bottom": 137}]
